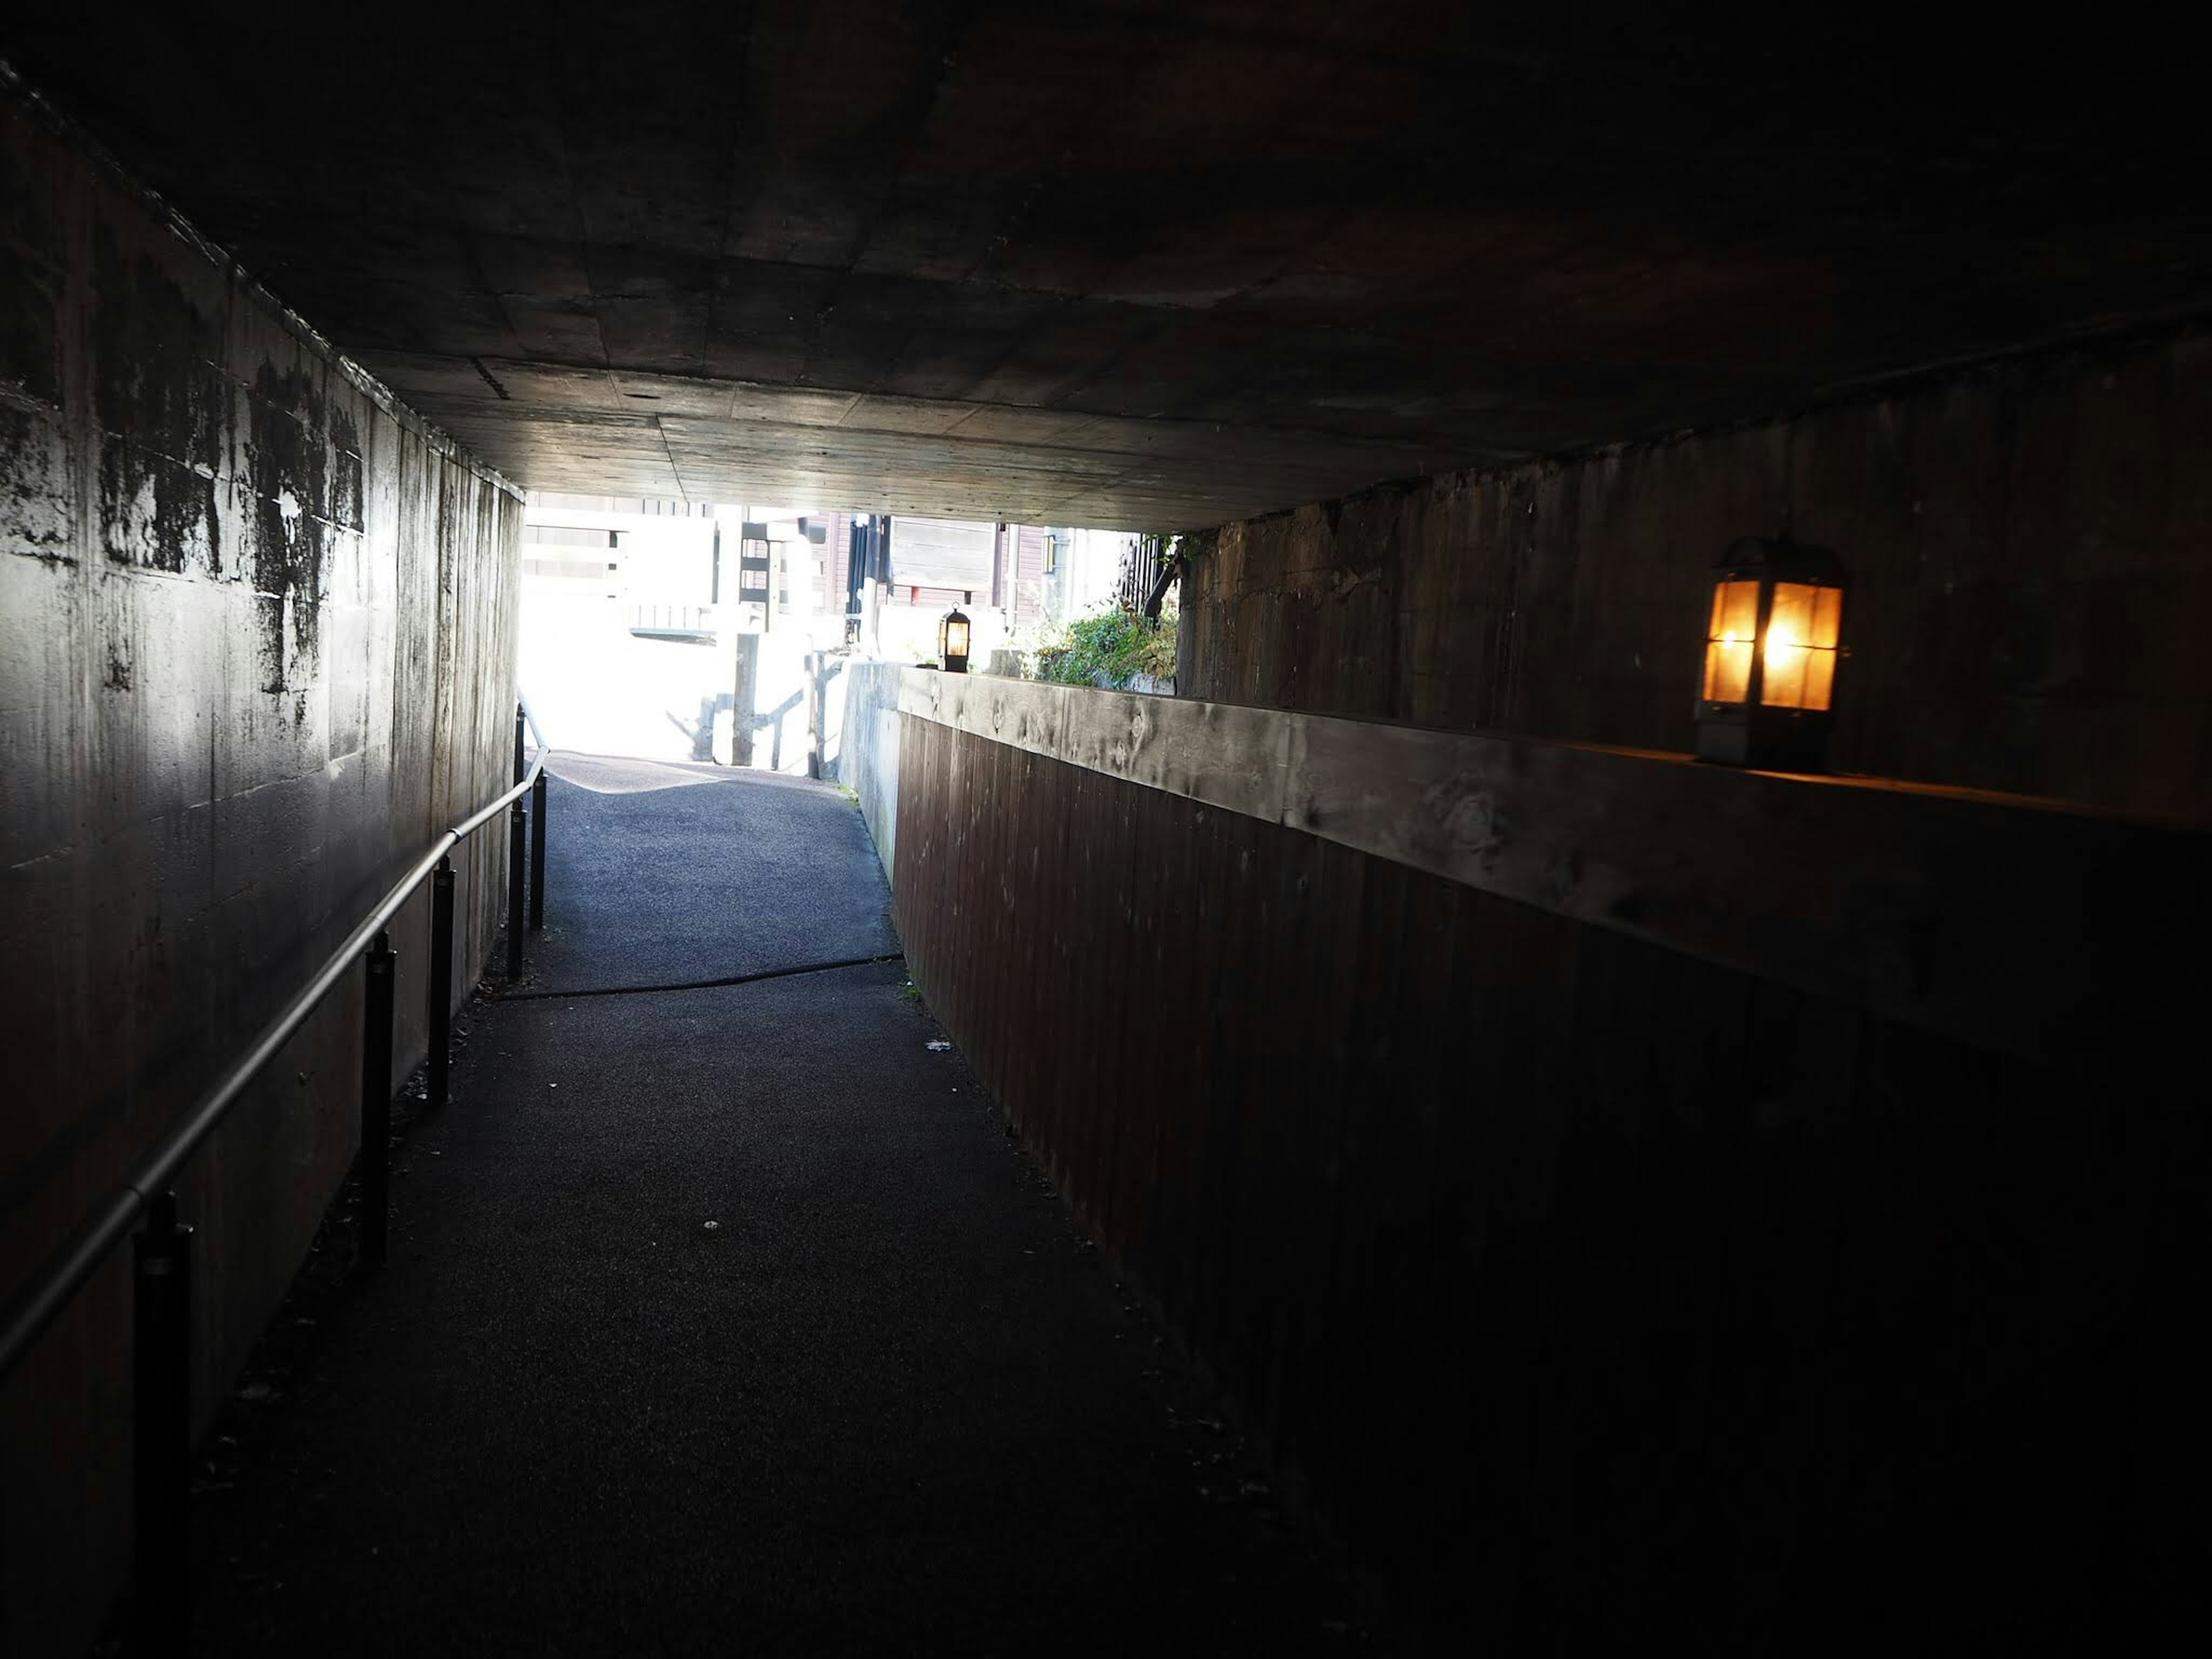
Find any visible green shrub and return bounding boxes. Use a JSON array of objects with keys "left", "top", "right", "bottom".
[{"left": 1033, "top": 608, "right": 1177, "bottom": 689}]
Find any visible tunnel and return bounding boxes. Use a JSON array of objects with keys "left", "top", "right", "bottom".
[{"left": 2, "top": 6, "right": 2207, "bottom": 1653}]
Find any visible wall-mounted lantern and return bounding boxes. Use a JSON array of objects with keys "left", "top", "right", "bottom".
[
  {"left": 1697, "top": 533, "right": 1846, "bottom": 770},
  {"left": 938, "top": 604, "right": 971, "bottom": 674}
]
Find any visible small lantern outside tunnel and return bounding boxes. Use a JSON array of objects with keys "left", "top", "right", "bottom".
[
  {"left": 1696, "top": 533, "right": 1845, "bottom": 769},
  {"left": 938, "top": 600, "right": 972, "bottom": 673}
]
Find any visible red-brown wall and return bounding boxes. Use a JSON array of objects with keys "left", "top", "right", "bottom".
[
  {"left": 890, "top": 711, "right": 2199, "bottom": 1646},
  {"left": 872, "top": 324, "right": 2212, "bottom": 1644},
  {"left": 1180, "top": 331, "right": 2212, "bottom": 819}
]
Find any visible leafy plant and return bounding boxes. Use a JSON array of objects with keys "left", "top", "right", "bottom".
[{"left": 1033, "top": 607, "right": 1177, "bottom": 690}]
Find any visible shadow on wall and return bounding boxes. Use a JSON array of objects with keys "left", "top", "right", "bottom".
[
  {"left": 745, "top": 688, "right": 804, "bottom": 770},
  {"left": 665, "top": 683, "right": 836, "bottom": 771},
  {"left": 669, "top": 693, "right": 734, "bottom": 763},
  {"left": 666, "top": 677, "right": 842, "bottom": 769},
  {"left": 521, "top": 582, "right": 847, "bottom": 772}
]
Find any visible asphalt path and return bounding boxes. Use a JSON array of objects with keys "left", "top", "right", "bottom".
[
  {"left": 517, "top": 754, "right": 898, "bottom": 996},
  {"left": 188, "top": 757, "right": 1382, "bottom": 1656}
]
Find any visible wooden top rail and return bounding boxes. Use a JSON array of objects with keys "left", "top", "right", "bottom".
[{"left": 895, "top": 667, "right": 2202, "bottom": 1068}]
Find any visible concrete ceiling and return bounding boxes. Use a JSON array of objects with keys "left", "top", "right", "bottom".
[{"left": 12, "top": 5, "right": 2209, "bottom": 528}]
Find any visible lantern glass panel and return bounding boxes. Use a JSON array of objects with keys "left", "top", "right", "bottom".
[
  {"left": 946, "top": 616, "right": 970, "bottom": 659},
  {"left": 1702, "top": 579, "right": 1761, "bottom": 703},
  {"left": 1760, "top": 581, "right": 1842, "bottom": 711}
]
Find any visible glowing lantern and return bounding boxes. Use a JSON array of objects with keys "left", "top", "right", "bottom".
[
  {"left": 937, "top": 605, "right": 972, "bottom": 674},
  {"left": 1696, "top": 533, "right": 1846, "bottom": 769}
]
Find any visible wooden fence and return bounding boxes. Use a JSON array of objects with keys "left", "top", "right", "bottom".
[{"left": 873, "top": 665, "right": 2203, "bottom": 1643}]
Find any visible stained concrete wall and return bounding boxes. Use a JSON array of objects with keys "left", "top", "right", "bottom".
[
  {"left": 1180, "top": 329, "right": 2212, "bottom": 820},
  {"left": 1, "top": 82, "right": 522, "bottom": 1654}
]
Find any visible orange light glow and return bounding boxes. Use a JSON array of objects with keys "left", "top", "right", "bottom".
[
  {"left": 1759, "top": 582, "right": 1841, "bottom": 710},
  {"left": 1701, "top": 579, "right": 1760, "bottom": 703}
]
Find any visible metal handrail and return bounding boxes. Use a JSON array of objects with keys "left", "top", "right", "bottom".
[{"left": 0, "top": 698, "right": 551, "bottom": 1381}]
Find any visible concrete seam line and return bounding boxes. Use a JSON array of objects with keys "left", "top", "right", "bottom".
[{"left": 499, "top": 953, "right": 906, "bottom": 1004}]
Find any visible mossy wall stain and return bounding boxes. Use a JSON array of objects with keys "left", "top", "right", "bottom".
[
  {"left": 1, "top": 402, "right": 72, "bottom": 560},
  {"left": 80, "top": 225, "right": 349, "bottom": 695},
  {"left": 92, "top": 226, "right": 223, "bottom": 575},
  {"left": 248, "top": 362, "right": 330, "bottom": 694},
  {"left": 331, "top": 404, "right": 364, "bottom": 531}
]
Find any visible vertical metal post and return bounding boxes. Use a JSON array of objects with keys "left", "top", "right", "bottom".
[
  {"left": 513, "top": 701, "right": 527, "bottom": 786},
  {"left": 863, "top": 516, "right": 886, "bottom": 658},
  {"left": 506, "top": 800, "right": 527, "bottom": 981},
  {"left": 133, "top": 1190, "right": 192, "bottom": 1651},
  {"left": 429, "top": 857, "right": 455, "bottom": 1111},
  {"left": 361, "top": 932, "right": 396, "bottom": 1268},
  {"left": 529, "top": 771, "right": 547, "bottom": 930}
]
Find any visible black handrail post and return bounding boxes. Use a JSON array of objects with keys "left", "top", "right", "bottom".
[
  {"left": 132, "top": 1189, "right": 192, "bottom": 1652},
  {"left": 429, "top": 858, "right": 455, "bottom": 1111},
  {"left": 361, "top": 932, "right": 396, "bottom": 1269},
  {"left": 529, "top": 771, "right": 547, "bottom": 930},
  {"left": 506, "top": 800, "right": 527, "bottom": 982},
  {"left": 0, "top": 696, "right": 553, "bottom": 1463}
]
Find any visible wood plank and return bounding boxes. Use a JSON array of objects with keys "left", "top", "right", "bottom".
[
  {"left": 885, "top": 516, "right": 996, "bottom": 594},
  {"left": 874, "top": 710, "right": 2205, "bottom": 1642},
  {"left": 880, "top": 662, "right": 2205, "bottom": 1066}
]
